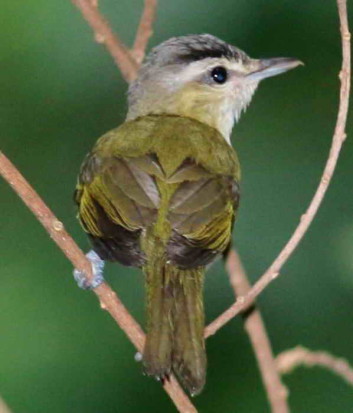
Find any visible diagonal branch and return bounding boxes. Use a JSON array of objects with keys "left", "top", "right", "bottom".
[
  {"left": 205, "top": 0, "right": 351, "bottom": 338},
  {"left": 227, "top": 250, "right": 289, "bottom": 413},
  {"left": 71, "top": 0, "right": 139, "bottom": 82},
  {"left": 132, "top": 0, "right": 158, "bottom": 64},
  {"left": 70, "top": 0, "right": 158, "bottom": 82},
  {"left": 276, "top": 346, "right": 353, "bottom": 388},
  {"left": 0, "top": 396, "right": 13, "bottom": 413},
  {"left": 0, "top": 153, "right": 145, "bottom": 348},
  {"left": 2, "top": 2, "right": 197, "bottom": 412},
  {"left": 0, "top": 153, "right": 196, "bottom": 413},
  {"left": 2, "top": 0, "right": 350, "bottom": 412}
]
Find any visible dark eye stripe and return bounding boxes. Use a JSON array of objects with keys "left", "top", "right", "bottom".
[{"left": 211, "top": 66, "right": 228, "bottom": 84}]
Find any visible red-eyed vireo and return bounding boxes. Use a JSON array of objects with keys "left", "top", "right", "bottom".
[{"left": 74, "top": 34, "right": 302, "bottom": 395}]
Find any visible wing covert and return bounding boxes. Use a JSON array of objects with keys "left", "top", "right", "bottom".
[
  {"left": 75, "top": 115, "right": 240, "bottom": 269},
  {"left": 76, "top": 153, "right": 162, "bottom": 266},
  {"left": 165, "top": 160, "right": 240, "bottom": 268}
]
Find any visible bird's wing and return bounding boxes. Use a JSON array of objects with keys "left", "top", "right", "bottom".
[
  {"left": 165, "top": 158, "right": 239, "bottom": 268},
  {"left": 75, "top": 153, "right": 165, "bottom": 266},
  {"left": 75, "top": 115, "right": 240, "bottom": 268}
]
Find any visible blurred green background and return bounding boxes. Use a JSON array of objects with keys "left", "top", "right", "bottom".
[{"left": 1, "top": 0, "right": 352, "bottom": 412}]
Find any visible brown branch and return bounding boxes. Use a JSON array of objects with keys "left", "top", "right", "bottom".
[
  {"left": 276, "top": 346, "right": 353, "bottom": 387},
  {"left": 0, "top": 396, "right": 13, "bottom": 413},
  {"left": 131, "top": 0, "right": 158, "bottom": 64},
  {"left": 227, "top": 250, "right": 289, "bottom": 413},
  {"left": 67, "top": 1, "right": 287, "bottom": 410},
  {"left": 3, "top": 0, "right": 350, "bottom": 411},
  {"left": 0, "top": 3, "right": 197, "bottom": 412},
  {"left": 0, "top": 152, "right": 197, "bottom": 413},
  {"left": 70, "top": 0, "right": 157, "bottom": 82},
  {"left": 205, "top": 0, "right": 351, "bottom": 338},
  {"left": 70, "top": 0, "right": 139, "bottom": 82}
]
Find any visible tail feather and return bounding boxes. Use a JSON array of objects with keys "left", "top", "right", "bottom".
[
  {"left": 172, "top": 268, "right": 206, "bottom": 395},
  {"left": 143, "top": 260, "right": 206, "bottom": 395},
  {"left": 143, "top": 262, "right": 174, "bottom": 378}
]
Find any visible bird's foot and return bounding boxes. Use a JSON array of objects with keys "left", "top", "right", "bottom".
[{"left": 73, "top": 250, "right": 105, "bottom": 290}]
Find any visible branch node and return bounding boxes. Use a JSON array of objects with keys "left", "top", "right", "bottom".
[
  {"left": 237, "top": 295, "right": 245, "bottom": 304},
  {"left": 271, "top": 272, "right": 280, "bottom": 280},
  {"left": 94, "top": 33, "right": 106, "bottom": 44},
  {"left": 52, "top": 219, "right": 64, "bottom": 231},
  {"left": 99, "top": 299, "right": 107, "bottom": 310},
  {"left": 322, "top": 171, "right": 333, "bottom": 185},
  {"left": 342, "top": 32, "right": 351, "bottom": 40},
  {"left": 300, "top": 213, "right": 307, "bottom": 221}
]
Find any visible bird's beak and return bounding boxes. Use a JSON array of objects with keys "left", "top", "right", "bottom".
[{"left": 246, "top": 57, "right": 303, "bottom": 81}]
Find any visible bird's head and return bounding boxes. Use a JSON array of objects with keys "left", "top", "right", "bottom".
[{"left": 127, "top": 34, "right": 302, "bottom": 142}]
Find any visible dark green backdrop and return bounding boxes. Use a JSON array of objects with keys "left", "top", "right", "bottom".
[{"left": 1, "top": 1, "right": 352, "bottom": 412}]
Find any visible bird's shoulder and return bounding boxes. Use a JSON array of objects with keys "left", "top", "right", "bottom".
[
  {"left": 88, "top": 114, "right": 240, "bottom": 181},
  {"left": 75, "top": 115, "right": 241, "bottom": 267}
]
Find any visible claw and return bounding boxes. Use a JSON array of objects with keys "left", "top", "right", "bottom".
[{"left": 73, "top": 250, "right": 105, "bottom": 290}]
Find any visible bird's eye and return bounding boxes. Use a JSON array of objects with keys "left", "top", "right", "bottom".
[{"left": 211, "top": 66, "right": 228, "bottom": 84}]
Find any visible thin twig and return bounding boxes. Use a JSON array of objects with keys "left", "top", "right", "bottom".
[
  {"left": 276, "top": 346, "right": 353, "bottom": 387},
  {"left": 131, "top": 0, "right": 157, "bottom": 64},
  {"left": 67, "top": 1, "right": 288, "bottom": 411},
  {"left": 2, "top": 0, "right": 350, "bottom": 411},
  {"left": 0, "top": 152, "right": 197, "bottom": 413},
  {"left": 205, "top": 0, "right": 351, "bottom": 338},
  {"left": 227, "top": 250, "right": 289, "bottom": 413},
  {"left": 0, "top": 396, "right": 13, "bottom": 413},
  {"left": 70, "top": 0, "right": 138, "bottom": 82},
  {"left": 2, "top": 3, "right": 196, "bottom": 412}
]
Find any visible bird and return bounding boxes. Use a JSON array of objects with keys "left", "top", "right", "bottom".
[{"left": 73, "top": 34, "right": 302, "bottom": 396}]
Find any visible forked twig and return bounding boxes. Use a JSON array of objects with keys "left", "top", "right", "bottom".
[
  {"left": 71, "top": 0, "right": 138, "bottom": 82},
  {"left": 132, "top": 0, "right": 158, "bottom": 64},
  {"left": 1, "top": 0, "right": 350, "bottom": 412},
  {"left": 205, "top": 0, "right": 351, "bottom": 338},
  {"left": 0, "top": 1, "right": 197, "bottom": 411},
  {"left": 276, "top": 346, "right": 353, "bottom": 387},
  {"left": 70, "top": 0, "right": 158, "bottom": 81},
  {"left": 0, "top": 152, "right": 196, "bottom": 413},
  {"left": 227, "top": 250, "right": 289, "bottom": 413}
]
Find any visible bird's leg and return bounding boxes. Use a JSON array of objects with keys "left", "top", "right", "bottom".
[{"left": 73, "top": 250, "right": 105, "bottom": 290}]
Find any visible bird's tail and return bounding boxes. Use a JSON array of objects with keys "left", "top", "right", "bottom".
[{"left": 143, "top": 256, "right": 206, "bottom": 395}]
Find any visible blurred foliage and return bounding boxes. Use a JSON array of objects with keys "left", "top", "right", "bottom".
[{"left": 1, "top": 0, "right": 352, "bottom": 412}]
